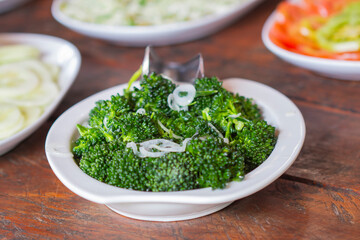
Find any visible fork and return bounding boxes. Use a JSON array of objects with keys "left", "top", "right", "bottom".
[{"left": 141, "top": 46, "right": 204, "bottom": 83}]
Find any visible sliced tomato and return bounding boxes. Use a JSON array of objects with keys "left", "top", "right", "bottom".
[{"left": 269, "top": 0, "right": 360, "bottom": 61}]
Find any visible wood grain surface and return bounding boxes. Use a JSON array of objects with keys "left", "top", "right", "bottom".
[{"left": 1, "top": 0, "right": 359, "bottom": 239}]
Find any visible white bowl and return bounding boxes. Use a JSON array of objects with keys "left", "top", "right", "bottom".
[
  {"left": 45, "top": 78, "right": 305, "bottom": 222},
  {"left": 51, "top": 0, "right": 263, "bottom": 46},
  {"left": 262, "top": 7, "right": 360, "bottom": 81},
  {"left": 0, "top": 0, "right": 30, "bottom": 14},
  {"left": 0, "top": 33, "right": 81, "bottom": 155}
]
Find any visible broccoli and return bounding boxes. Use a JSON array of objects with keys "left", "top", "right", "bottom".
[
  {"left": 72, "top": 72, "right": 277, "bottom": 192},
  {"left": 233, "top": 120, "right": 277, "bottom": 172},
  {"left": 190, "top": 77, "right": 263, "bottom": 141},
  {"left": 187, "top": 137, "right": 245, "bottom": 189},
  {"left": 145, "top": 152, "right": 198, "bottom": 191},
  {"left": 107, "top": 112, "right": 159, "bottom": 142},
  {"left": 131, "top": 73, "right": 176, "bottom": 114},
  {"left": 89, "top": 94, "right": 131, "bottom": 129}
]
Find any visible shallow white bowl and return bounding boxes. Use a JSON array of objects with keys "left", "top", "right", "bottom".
[
  {"left": 51, "top": 0, "right": 263, "bottom": 46},
  {"left": 45, "top": 78, "right": 305, "bottom": 221},
  {"left": 0, "top": 33, "right": 81, "bottom": 155},
  {"left": 0, "top": 0, "right": 30, "bottom": 14},
  {"left": 262, "top": 8, "right": 360, "bottom": 81}
]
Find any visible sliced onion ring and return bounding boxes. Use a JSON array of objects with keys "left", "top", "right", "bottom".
[
  {"left": 173, "top": 84, "right": 196, "bottom": 107},
  {"left": 136, "top": 108, "right": 146, "bottom": 115},
  {"left": 126, "top": 137, "right": 193, "bottom": 158}
]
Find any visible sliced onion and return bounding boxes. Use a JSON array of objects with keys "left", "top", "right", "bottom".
[
  {"left": 4, "top": 80, "right": 59, "bottom": 107},
  {"left": 21, "top": 106, "right": 42, "bottom": 127},
  {"left": 126, "top": 137, "right": 193, "bottom": 158},
  {"left": 126, "top": 142, "right": 138, "bottom": 154},
  {"left": 152, "top": 145, "right": 184, "bottom": 152},
  {"left": 126, "top": 142, "right": 145, "bottom": 158},
  {"left": 180, "top": 137, "right": 192, "bottom": 150},
  {"left": 228, "top": 113, "right": 241, "bottom": 118},
  {"left": 103, "top": 116, "right": 109, "bottom": 128},
  {"left": 0, "top": 103, "right": 25, "bottom": 139},
  {"left": 18, "top": 60, "right": 53, "bottom": 83},
  {"left": 168, "top": 90, "right": 191, "bottom": 112},
  {"left": 208, "top": 122, "right": 224, "bottom": 138},
  {"left": 333, "top": 41, "right": 359, "bottom": 53},
  {"left": 207, "top": 122, "right": 229, "bottom": 144},
  {"left": 139, "top": 146, "right": 166, "bottom": 158},
  {"left": 0, "top": 45, "right": 60, "bottom": 140},
  {"left": 0, "top": 45, "right": 40, "bottom": 64},
  {"left": 167, "top": 93, "right": 180, "bottom": 111},
  {"left": 140, "top": 138, "right": 179, "bottom": 148},
  {"left": 0, "top": 65, "right": 39, "bottom": 98},
  {"left": 173, "top": 84, "right": 196, "bottom": 107},
  {"left": 141, "top": 138, "right": 182, "bottom": 152},
  {"left": 0, "top": 103, "right": 23, "bottom": 131},
  {"left": 136, "top": 108, "right": 146, "bottom": 115}
]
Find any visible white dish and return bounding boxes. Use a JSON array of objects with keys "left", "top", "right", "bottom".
[
  {"left": 0, "top": 33, "right": 81, "bottom": 155},
  {"left": 45, "top": 78, "right": 305, "bottom": 222},
  {"left": 51, "top": 0, "right": 263, "bottom": 46},
  {"left": 262, "top": 4, "right": 360, "bottom": 81},
  {"left": 0, "top": 0, "right": 30, "bottom": 14}
]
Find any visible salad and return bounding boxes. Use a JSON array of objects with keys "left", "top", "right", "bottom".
[
  {"left": 0, "top": 45, "right": 59, "bottom": 140},
  {"left": 60, "top": 0, "right": 246, "bottom": 26},
  {"left": 269, "top": 0, "right": 360, "bottom": 60},
  {"left": 72, "top": 69, "right": 277, "bottom": 192}
]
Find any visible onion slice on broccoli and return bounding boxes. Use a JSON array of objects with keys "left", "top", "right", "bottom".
[
  {"left": 126, "top": 138, "right": 192, "bottom": 158},
  {"left": 167, "top": 84, "right": 195, "bottom": 111}
]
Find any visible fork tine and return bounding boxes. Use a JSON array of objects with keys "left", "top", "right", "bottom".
[
  {"left": 141, "top": 46, "right": 204, "bottom": 83},
  {"left": 142, "top": 46, "right": 163, "bottom": 77}
]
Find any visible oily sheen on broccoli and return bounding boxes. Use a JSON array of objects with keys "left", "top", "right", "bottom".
[{"left": 72, "top": 73, "right": 277, "bottom": 192}]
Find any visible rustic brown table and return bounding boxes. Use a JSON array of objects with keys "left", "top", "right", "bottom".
[{"left": 1, "top": 0, "right": 359, "bottom": 239}]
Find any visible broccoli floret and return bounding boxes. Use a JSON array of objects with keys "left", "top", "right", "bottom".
[
  {"left": 132, "top": 73, "right": 176, "bottom": 114},
  {"left": 153, "top": 111, "right": 219, "bottom": 140},
  {"left": 72, "top": 72, "right": 277, "bottom": 192},
  {"left": 106, "top": 145, "right": 149, "bottom": 191},
  {"left": 187, "top": 137, "right": 245, "bottom": 189},
  {"left": 89, "top": 94, "right": 131, "bottom": 129},
  {"left": 145, "top": 152, "right": 197, "bottom": 191},
  {"left": 73, "top": 125, "right": 106, "bottom": 158},
  {"left": 78, "top": 139, "right": 112, "bottom": 182},
  {"left": 77, "top": 138, "right": 149, "bottom": 191},
  {"left": 106, "top": 112, "right": 160, "bottom": 142},
  {"left": 233, "top": 95, "right": 262, "bottom": 121},
  {"left": 190, "top": 77, "right": 262, "bottom": 141},
  {"left": 233, "top": 120, "right": 277, "bottom": 172}
]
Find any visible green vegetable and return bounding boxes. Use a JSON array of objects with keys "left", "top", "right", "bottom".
[
  {"left": 73, "top": 72, "right": 277, "bottom": 192},
  {"left": 316, "top": 2, "right": 360, "bottom": 52}
]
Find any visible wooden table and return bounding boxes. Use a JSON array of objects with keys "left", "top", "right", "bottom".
[{"left": 1, "top": 0, "right": 359, "bottom": 239}]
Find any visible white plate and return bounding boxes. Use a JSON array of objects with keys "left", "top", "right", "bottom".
[
  {"left": 0, "top": 0, "right": 30, "bottom": 14},
  {"left": 262, "top": 1, "right": 360, "bottom": 81},
  {"left": 0, "top": 33, "right": 81, "bottom": 155},
  {"left": 45, "top": 78, "right": 305, "bottom": 221},
  {"left": 51, "top": 0, "right": 263, "bottom": 46}
]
